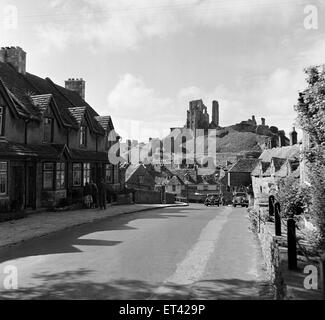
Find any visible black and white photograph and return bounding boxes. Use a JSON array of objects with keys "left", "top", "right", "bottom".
[{"left": 0, "top": 0, "right": 324, "bottom": 308}]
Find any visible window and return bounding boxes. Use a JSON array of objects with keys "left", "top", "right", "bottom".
[
  {"left": 0, "top": 107, "right": 4, "bottom": 136},
  {"left": 105, "top": 164, "right": 113, "bottom": 183},
  {"left": 43, "top": 162, "right": 65, "bottom": 190},
  {"left": 138, "top": 175, "right": 144, "bottom": 184},
  {"left": 0, "top": 162, "right": 8, "bottom": 195},
  {"left": 43, "top": 117, "right": 54, "bottom": 143},
  {"left": 72, "top": 163, "right": 82, "bottom": 187},
  {"left": 83, "top": 163, "right": 91, "bottom": 185},
  {"left": 56, "top": 163, "right": 65, "bottom": 190},
  {"left": 172, "top": 185, "right": 176, "bottom": 192},
  {"left": 80, "top": 126, "right": 87, "bottom": 146},
  {"left": 43, "top": 163, "right": 54, "bottom": 190}
]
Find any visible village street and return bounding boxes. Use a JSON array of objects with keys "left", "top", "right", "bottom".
[{"left": 0, "top": 205, "right": 272, "bottom": 300}]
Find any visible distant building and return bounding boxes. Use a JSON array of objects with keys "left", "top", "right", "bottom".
[{"left": 251, "top": 144, "right": 300, "bottom": 206}]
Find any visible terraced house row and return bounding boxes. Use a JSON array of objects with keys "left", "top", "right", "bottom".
[{"left": 0, "top": 46, "right": 121, "bottom": 212}]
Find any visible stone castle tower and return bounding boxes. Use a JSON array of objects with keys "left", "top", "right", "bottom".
[{"left": 185, "top": 99, "right": 220, "bottom": 131}]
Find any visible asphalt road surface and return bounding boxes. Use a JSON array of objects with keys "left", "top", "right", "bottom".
[{"left": 0, "top": 204, "right": 272, "bottom": 300}]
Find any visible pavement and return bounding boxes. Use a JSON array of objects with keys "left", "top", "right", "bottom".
[
  {"left": 0, "top": 203, "right": 187, "bottom": 249},
  {"left": 0, "top": 204, "right": 273, "bottom": 300}
]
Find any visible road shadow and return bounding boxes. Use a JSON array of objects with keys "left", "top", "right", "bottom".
[
  {"left": 0, "top": 206, "right": 197, "bottom": 264},
  {"left": 0, "top": 268, "right": 274, "bottom": 300}
]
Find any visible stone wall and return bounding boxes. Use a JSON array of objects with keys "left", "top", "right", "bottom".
[{"left": 257, "top": 221, "right": 286, "bottom": 299}]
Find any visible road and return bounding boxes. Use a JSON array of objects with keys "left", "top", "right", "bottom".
[{"left": 0, "top": 204, "right": 272, "bottom": 300}]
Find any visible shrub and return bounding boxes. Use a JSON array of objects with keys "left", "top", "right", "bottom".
[{"left": 276, "top": 175, "right": 312, "bottom": 218}]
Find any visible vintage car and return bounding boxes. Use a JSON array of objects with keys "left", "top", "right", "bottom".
[
  {"left": 204, "top": 194, "right": 220, "bottom": 206},
  {"left": 232, "top": 192, "right": 249, "bottom": 207}
]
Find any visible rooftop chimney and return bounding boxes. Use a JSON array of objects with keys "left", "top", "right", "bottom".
[
  {"left": 252, "top": 115, "right": 256, "bottom": 125},
  {"left": 65, "top": 78, "right": 86, "bottom": 100},
  {"left": 289, "top": 127, "right": 298, "bottom": 146},
  {"left": 261, "top": 118, "right": 266, "bottom": 126},
  {"left": 0, "top": 46, "right": 26, "bottom": 75}
]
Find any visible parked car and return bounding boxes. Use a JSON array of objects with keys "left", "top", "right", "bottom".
[
  {"left": 204, "top": 194, "right": 220, "bottom": 206},
  {"left": 232, "top": 192, "right": 249, "bottom": 207}
]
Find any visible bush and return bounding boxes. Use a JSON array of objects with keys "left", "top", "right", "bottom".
[{"left": 276, "top": 175, "right": 312, "bottom": 218}]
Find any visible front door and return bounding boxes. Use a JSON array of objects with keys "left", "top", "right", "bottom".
[
  {"left": 11, "top": 166, "right": 24, "bottom": 211},
  {"left": 26, "top": 163, "right": 37, "bottom": 210}
]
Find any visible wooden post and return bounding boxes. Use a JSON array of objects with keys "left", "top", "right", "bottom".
[
  {"left": 274, "top": 202, "right": 281, "bottom": 236},
  {"left": 287, "top": 217, "right": 297, "bottom": 270}
]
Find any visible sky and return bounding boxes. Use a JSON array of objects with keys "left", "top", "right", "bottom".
[{"left": 1, "top": 0, "right": 325, "bottom": 142}]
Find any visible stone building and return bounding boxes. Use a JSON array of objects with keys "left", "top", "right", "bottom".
[
  {"left": 0, "top": 46, "right": 121, "bottom": 212},
  {"left": 251, "top": 143, "right": 300, "bottom": 206}
]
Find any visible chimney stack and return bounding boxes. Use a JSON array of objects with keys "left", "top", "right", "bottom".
[
  {"left": 65, "top": 78, "right": 86, "bottom": 100},
  {"left": 252, "top": 115, "right": 256, "bottom": 125},
  {"left": 261, "top": 118, "right": 266, "bottom": 126},
  {"left": 289, "top": 127, "right": 298, "bottom": 146},
  {"left": 212, "top": 100, "right": 219, "bottom": 127},
  {"left": 0, "top": 46, "right": 26, "bottom": 75}
]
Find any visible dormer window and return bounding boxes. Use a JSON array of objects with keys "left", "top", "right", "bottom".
[
  {"left": 0, "top": 107, "right": 5, "bottom": 136},
  {"left": 43, "top": 117, "right": 54, "bottom": 143},
  {"left": 80, "top": 126, "right": 87, "bottom": 146}
]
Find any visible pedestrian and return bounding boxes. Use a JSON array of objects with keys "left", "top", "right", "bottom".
[
  {"left": 83, "top": 182, "right": 93, "bottom": 209},
  {"left": 90, "top": 180, "right": 98, "bottom": 209},
  {"left": 98, "top": 178, "right": 107, "bottom": 210}
]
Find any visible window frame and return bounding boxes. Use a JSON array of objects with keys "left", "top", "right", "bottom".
[
  {"left": 56, "top": 162, "right": 65, "bottom": 190},
  {"left": 105, "top": 164, "right": 113, "bottom": 184},
  {"left": 72, "top": 163, "right": 82, "bottom": 187},
  {"left": 0, "top": 106, "right": 5, "bottom": 136},
  {"left": 43, "top": 116, "right": 54, "bottom": 143},
  {"left": 43, "top": 162, "right": 66, "bottom": 191},
  {"left": 0, "top": 161, "right": 8, "bottom": 195},
  {"left": 80, "top": 126, "right": 87, "bottom": 147},
  {"left": 43, "top": 162, "right": 54, "bottom": 190},
  {"left": 83, "top": 163, "right": 91, "bottom": 185}
]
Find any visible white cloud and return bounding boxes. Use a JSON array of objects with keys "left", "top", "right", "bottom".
[{"left": 35, "top": 0, "right": 302, "bottom": 52}]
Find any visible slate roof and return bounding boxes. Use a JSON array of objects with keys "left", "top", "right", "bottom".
[
  {"left": 0, "top": 62, "right": 41, "bottom": 119},
  {"left": 0, "top": 142, "right": 67, "bottom": 160},
  {"left": 169, "top": 169, "right": 197, "bottom": 184},
  {"left": 259, "top": 145, "right": 300, "bottom": 162},
  {"left": 229, "top": 159, "right": 259, "bottom": 173},
  {"left": 69, "top": 149, "right": 108, "bottom": 162}
]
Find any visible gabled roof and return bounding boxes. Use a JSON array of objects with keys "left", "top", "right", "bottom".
[
  {"left": 169, "top": 168, "right": 197, "bottom": 184},
  {"left": 272, "top": 157, "right": 287, "bottom": 173},
  {"left": 229, "top": 158, "right": 259, "bottom": 173},
  {"left": 96, "top": 116, "right": 113, "bottom": 131},
  {"left": 30, "top": 94, "right": 52, "bottom": 113},
  {"left": 251, "top": 161, "right": 271, "bottom": 176},
  {"left": 167, "top": 175, "right": 184, "bottom": 186}
]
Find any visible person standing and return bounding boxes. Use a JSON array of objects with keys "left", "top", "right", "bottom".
[
  {"left": 90, "top": 180, "right": 98, "bottom": 209},
  {"left": 98, "top": 178, "right": 107, "bottom": 210}
]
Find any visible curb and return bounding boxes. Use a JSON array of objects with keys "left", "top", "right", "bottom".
[{"left": 0, "top": 203, "right": 188, "bottom": 251}]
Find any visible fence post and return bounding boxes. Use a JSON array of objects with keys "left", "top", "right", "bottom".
[
  {"left": 287, "top": 216, "right": 297, "bottom": 270},
  {"left": 274, "top": 202, "right": 281, "bottom": 236}
]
